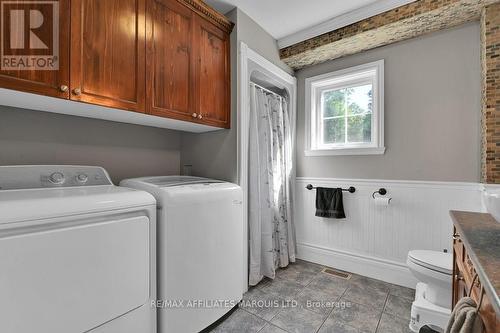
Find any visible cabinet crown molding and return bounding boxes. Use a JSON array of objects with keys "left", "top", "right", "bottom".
[{"left": 180, "top": 0, "right": 234, "bottom": 33}]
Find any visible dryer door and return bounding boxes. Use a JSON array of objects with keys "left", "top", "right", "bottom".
[{"left": 0, "top": 214, "right": 150, "bottom": 333}]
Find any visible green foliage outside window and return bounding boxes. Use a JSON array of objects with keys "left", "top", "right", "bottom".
[{"left": 322, "top": 85, "right": 372, "bottom": 144}]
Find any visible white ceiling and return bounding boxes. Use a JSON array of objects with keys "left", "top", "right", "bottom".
[{"left": 205, "top": 0, "right": 380, "bottom": 39}]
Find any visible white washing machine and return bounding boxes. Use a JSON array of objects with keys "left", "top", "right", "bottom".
[
  {"left": 0, "top": 165, "right": 157, "bottom": 333},
  {"left": 120, "top": 176, "right": 244, "bottom": 333}
]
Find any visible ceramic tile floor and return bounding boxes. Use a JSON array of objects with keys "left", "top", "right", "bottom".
[{"left": 209, "top": 260, "right": 415, "bottom": 333}]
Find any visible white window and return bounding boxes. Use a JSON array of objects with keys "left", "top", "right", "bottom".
[{"left": 305, "top": 60, "right": 385, "bottom": 156}]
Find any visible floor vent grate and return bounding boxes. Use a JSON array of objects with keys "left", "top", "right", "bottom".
[{"left": 322, "top": 268, "right": 352, "bottom": 280}]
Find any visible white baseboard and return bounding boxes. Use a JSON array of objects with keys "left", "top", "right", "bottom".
[{"left": 297, "top": 242, "right": 419, "bottom": 288}]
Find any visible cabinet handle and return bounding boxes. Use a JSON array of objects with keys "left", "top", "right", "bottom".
[
  {"left": 192, "top": 113, "right": 198, "bottom": 118},
  {"left": 72, "top": 88, "right": 82, "bottom": 96},
  {"left": 59, "top": 85, "right": 69, "bottom": 92}
]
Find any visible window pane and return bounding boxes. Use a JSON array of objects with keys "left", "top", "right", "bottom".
[
  {"left": 323, "top": 118, "right": 345, "bottom": 144},
  {"left": 347, "top": 114, "right": 372, "bottom": 143},
  {"left": 346, "top": 84, "right": 373, "bottom": 116},
  {"left": 322, "top": 89, "right": 346, "bottom": 117}
]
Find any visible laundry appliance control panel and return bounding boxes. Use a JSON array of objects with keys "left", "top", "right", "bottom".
[{"left": 0, "top": 165, "right": 112, "bottom": 190}]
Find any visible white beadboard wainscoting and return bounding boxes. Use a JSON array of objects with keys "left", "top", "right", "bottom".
[{"left": 294, "top": 177, "right": 483, "bottom": 288}]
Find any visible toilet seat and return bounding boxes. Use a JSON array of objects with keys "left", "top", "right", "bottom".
[{"left": 408, "top": 250, "right": 452, "bottom": 275}]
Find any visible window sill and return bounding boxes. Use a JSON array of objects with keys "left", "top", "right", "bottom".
[{"left": 305, "top": 147, "right": 386, "bottom": 156}]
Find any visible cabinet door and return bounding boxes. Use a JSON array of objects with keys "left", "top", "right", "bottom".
[
  {"left": 146, "top": 0, "right": 194, "bottom": 120},
  {"left": 0, "top": 0, "right": 70, "bottom": 98},
  {"left": 70, "top": 0, "right": 145, "bottom": 112},
  {"left": 194, "top": 16, "right": 230, "bottom": 128}
]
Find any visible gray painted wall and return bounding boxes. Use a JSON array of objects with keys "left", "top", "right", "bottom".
[
  {"left": 0, "top": 106, "right": 181, "bottom": 183},
  {"left": 234, "top": 9, "right": 293, "bottom": 76},
  {"left": 180, "top": 8, "right": 292, "bottom": 182},
  {"left": 296, "top": 23, "right": 481, "bottom": 182}
]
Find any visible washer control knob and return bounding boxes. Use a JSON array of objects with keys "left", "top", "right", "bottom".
[
  {"left": 49, "top": 172, "right": 65, "bottom": 184},
  {"left": 76, "top": 174, "right": 88, "bottom": 183}
]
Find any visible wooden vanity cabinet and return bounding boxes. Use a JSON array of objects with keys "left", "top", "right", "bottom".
[
  {"left": 452, "top": 228, "right": 499, "bottom": 332},
  {"left": 0, "top": 0, "right": 70, "bottom": 99},
  {"left": 70, "top": 0, "right": 146, "bottom": 112}
]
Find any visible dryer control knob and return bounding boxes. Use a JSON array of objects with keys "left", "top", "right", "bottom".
[
  {"left": 49, "top": 172, "right": 65, "bottom": 184},
  {"left": 76, "top": 174, "right": 88, "bottom": 183}
]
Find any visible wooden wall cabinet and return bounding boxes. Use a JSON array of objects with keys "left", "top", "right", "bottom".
[
  {"left": 70, "top": 0, "right": 146, "bottom": 112},
  {"left": 0, "top": 0, "right": 70, "bottom": 99},
  {"left": 0, "top": 0, "right": 233, "bottom": 129},
  {"left": 146, "top": 0, "right": 231, "bottom": 128},
  {"left": 194, "top": 15, "right": 230, "bottom": 128},
  {"left": 146, "top": 0, "right": 195, "bottom": 121}
]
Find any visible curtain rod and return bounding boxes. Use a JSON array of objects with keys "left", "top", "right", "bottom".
[{"left": 250, "top": 82, "right": 284, "bottom": 100}]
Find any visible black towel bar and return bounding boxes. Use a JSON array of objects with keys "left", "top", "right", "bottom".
[{"left": 305, "top": 184, "right": 356, "bottom": 193}]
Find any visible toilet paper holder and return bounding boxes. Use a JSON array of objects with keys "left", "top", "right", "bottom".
[{"left": 372, "top": 188, "right": 388, "bottom": 199}]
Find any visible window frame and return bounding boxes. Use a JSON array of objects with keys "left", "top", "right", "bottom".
[{"left": 305, "top": 60, "right": 385, "bottom": 156}]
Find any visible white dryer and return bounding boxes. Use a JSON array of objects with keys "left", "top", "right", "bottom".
[
  {"left": 0, "top": 165, "right": 157, "bottom": 333},
  {"left": 120, "top": 176, "right": 244, "bottom": 333}
]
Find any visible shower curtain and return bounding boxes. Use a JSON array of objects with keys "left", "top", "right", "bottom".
[{"left": 248, "top": 84, "right": 296, "bottom": 286}]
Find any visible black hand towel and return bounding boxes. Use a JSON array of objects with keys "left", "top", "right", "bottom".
[{"left": 315, "top": 187, "right": 346, "bottom": 219}]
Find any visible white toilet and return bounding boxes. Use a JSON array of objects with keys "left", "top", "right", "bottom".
[{"left": 407, "top": 250, "right": 453, "bottom": 332}]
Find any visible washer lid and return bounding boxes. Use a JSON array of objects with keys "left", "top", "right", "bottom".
[
  {"left": 408, "top": 250, "right": 453, "bottom": 275},
  {"left": 127, "top": 176, "right": 221, "bottom": 187}
]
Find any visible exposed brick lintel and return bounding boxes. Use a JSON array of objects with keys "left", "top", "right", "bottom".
[{"left": 280, "top": 0, "right": 498, "bottom": 70}]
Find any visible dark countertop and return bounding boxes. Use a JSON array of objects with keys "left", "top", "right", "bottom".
[{"left": 450, "top": 211, "right": 500, "bottom": 316}]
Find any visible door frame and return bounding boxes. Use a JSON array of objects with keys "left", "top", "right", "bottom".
[{"left": 237, "top": 42, "right": 296, "bottom": 291}]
